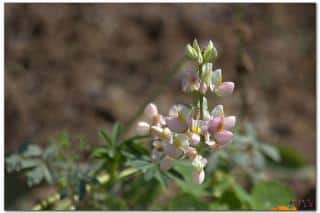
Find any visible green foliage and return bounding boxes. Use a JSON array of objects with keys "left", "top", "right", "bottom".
[
  {"left": 6, "top": 122, "right": 299, "bottom": 210},
  {"left": 275, "top": 144, "right": 306, "bottom": 168},
  {"left": 168, "top": 193, "right": 209, "bottom": 210},
  {"left": 173, "top": 160, "right": 208, "bottom": 197},
  {"left": 251, "top": 180, "right": 295, "bottom": 210},
  {"left": 209, "top": 171, "right": 252, "bottom": 210}
]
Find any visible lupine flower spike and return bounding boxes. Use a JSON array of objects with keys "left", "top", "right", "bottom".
[{"left": 137, "top": 39, "right": 236, "bottom": 184}]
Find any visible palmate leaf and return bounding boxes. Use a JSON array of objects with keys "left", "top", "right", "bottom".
[
  {"left": 260, "top": 143, "right": 281, "bottom": 162},
  {"left": 168, "top": 193, "right": 209, "bottom": 210},
  {"left": 98, "top": 129, "right": 113, "bottom": 147},
  {"left": 26, "top": 166, "right": 45, "bottom": 187},
  {"left": 251, "top": 180, "right": 294, "bottom": 210},
  {"left": 111, "top": 122, "right": 121, "bottom": 143},
  {"left": 173, "top": 160, "right": 208, "bottom": 197},
  {"left": 22, "top": 144, "right": 42, "bottom": 157}
]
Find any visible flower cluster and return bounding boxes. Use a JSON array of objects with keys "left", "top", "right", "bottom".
[{"left": 137, "top": 39, "right": 236, "bottom": 184}]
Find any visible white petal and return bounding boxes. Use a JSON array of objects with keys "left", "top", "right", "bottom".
[
  {"left": 144, "top": 103, "right": 158, "bottom": 120},
  {"left": 136, "top": 122, "right": 150, "bottom": 135},
  {"left": 211, "top": 105, "right": 224, "bottom": 117},
  {"left": 212, "top": 68, "right": 222, "bottom": 87}
]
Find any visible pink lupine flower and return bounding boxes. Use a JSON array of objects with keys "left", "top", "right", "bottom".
[
  {"left": 165, "top": 105, "right": 190, "bottom": 133},
  {"left": 193, "top": 169, "right": 205, "bottom": 185},
  {"left": 211, "top": 68, "right": 235, "bottom": 96},
  {"left": 182, "top": 70, "right": 200, "bottom": 92},
  {"left": 192, "top": 155, "right": 207, "bottom": 184},
  {"left": 207, "top": 105, "right": 236, "bottom": 146},
  {"left": 215, "top": 82, "right": 235, "bottom": 97}
]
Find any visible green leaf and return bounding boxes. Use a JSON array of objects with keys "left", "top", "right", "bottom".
[
  {"left": 126, "top": 159, "right": 153, "bottom": 173},
  {"left": 144, "top": 166, "right": 157, "bottom": 181},
  {"left": 168, "top": 193, "right": 208, "bottom": 210},
  {"left": 276, "top": 144, "right": 306, "bottom": 168},
  {"left": 57, "top": 132, "right": 70, "bottom": 148},
  {"left": 92, "top": 148, "right": 114, "bottom": 159},
  {"left": 173, "top": 160, "right": 209, "bottom": 197},
  {"left": 167, "top": 168, "right": 184, "bottom": 181},
  {"left": 98, "top": 129, "right": 113, "bottom": 147},
  {"left": 251, "top": 180, "right": 294, "bottom": 210},
  {"left": 209, "top": 202, "right": 229, "bottom": 210},
  {"left": 232, "top": 183, "right": 253, "bottom": 208},
  {"left": 112, "top": 122, "right": 121, "bottom": 144},
  {"left": 42, "top": 164, "right": 53, "bottom": 184},
  {"left": 26, "top": 166, "right": 45, "bottom": 187},
  {"left": 260, "top": 143, "right": 280, "bottom": 162},
  {"left": 154, "top": 169, "right": 169, "bottom": 189},
  {"left": 22, "top": 144, "right": 42, "bottom": 157}
]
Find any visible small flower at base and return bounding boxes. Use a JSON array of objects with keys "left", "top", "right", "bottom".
[
  {"left": 192, "top": 169, "right": 205, "bottom": 184},
  {"left": 136, "top": 122, "right": 150, "bottom": 135}
]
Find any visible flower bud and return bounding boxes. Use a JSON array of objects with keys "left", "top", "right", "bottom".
[
  {"left": 215, "top": 82, "right": 234, "bottom": 97},
  {"left": 160, "top": 156, "right": 174, "bottom": 171},
  {"left": 192, "top": 169, "right": 205, "bottom": 184},
  {"left": 203, "top": 40, "right": 218, "bottom": 63},
  {"left": 186, "top": 44, "right": 198, "bottom": 60},
  {"left": 161, "top": 127, "right": 172, "bottom": 140},
  {"left": 136, "top": 122, "right": 150, "bottom": 135},
  {"left": 144, "top": 103, "right": 158, "bottom": 120}
]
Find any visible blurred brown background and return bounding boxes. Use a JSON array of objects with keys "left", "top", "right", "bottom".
[{"left": 5, "top": 3, "right": 315, "bottom": 209}]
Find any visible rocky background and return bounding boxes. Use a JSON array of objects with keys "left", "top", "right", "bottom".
[{"left": 5, "top": 3, "right": 315, "bottom": 209}]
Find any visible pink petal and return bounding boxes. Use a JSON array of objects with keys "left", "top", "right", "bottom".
[
  {"left": 223, "top": 116, "right": 236, "bottom": 130},
  {"left": 214, "top": 130, "right": 233, "bottom": 145},
  {"left": 190, "top": 133, "right": 200, "bottom": 146},
  {"left": 165, "top": 117, "right": 187, "bottom": 133},
  {"left": 208, "top": 117, "right": 222, "bottom": 134},
  {"left": 192, "top": 170, "right": 205, "bottom": 184},
  {"left": 216, "top": 82, "right": 234, "bottom": 96}
]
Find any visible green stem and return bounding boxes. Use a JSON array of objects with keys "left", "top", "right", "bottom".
[{"left": 198, "top": 64, "right": 204, "bottom": 144}]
